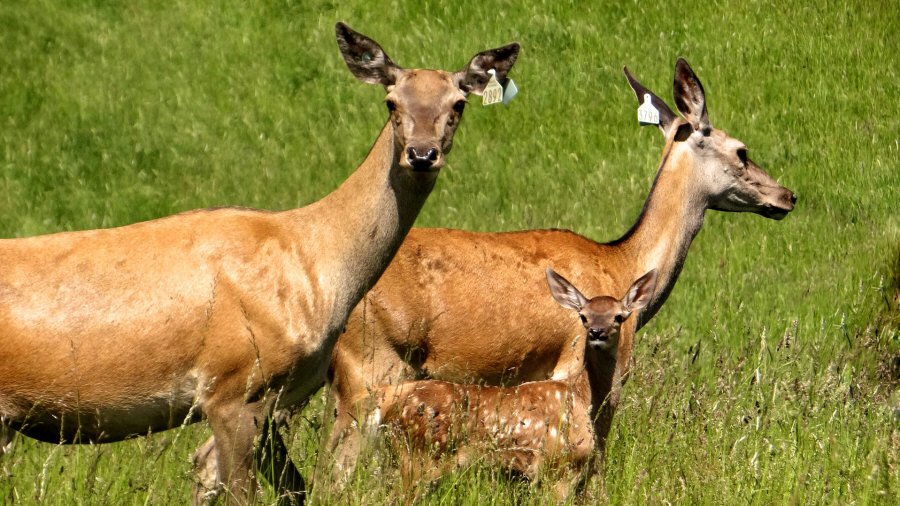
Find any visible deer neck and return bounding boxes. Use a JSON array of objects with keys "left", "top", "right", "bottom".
[
  {"left": 300, "top": 122, "right": 436, "bottom": 327},
  {"left": 613, "top": 145, "right": 706, "bottom": 326}
]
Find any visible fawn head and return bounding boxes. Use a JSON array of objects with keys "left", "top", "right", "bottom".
[{"left": 546, "top": 269, "right": 658, "bottom": 351}]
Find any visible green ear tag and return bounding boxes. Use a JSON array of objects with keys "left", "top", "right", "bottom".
[
  {"left": 501, "top": 78, "right": 518, "bottom": 105},
  {"left": 482, "top": 69, "right": 503, "bottom": 106},
  {"left": 637, "top": 94, "right": 660, "bottom": 126}
]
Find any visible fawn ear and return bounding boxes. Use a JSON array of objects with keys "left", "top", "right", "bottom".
[
  {"left": 623, "top": 66, "right": 677, "bottom": 136},
  {"left": 454, "top": 42, "right": 520, "bottom": 96},
  {"left": 546, "top": 268, "right": 588, "bottom": 312},
  {"left": 623, "top": 269, "right": 658, "bottom": 313},
  {"left": 673, "top": 58, "right": 712, "bottom": 133},
  {"left": 335, "top": 22, "right": 402, "bottom": 87}
]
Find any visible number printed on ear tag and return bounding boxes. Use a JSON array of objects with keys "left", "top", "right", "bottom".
[
  {"left": 482, "top": 69, "right": 503, "bottom": 106},
  {"left": 637, "top": 93, "right": 660, "bottom": 125}
]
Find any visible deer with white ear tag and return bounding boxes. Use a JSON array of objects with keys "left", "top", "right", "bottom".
[
  {"left": 328, "top": 58, "right": 797, "bottom": 478},
  {"left": 358, "top": 268, "right": 657, "bottom": 501}
]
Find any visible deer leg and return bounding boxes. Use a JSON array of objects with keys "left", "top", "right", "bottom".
[
  {"left": 0, "top": 419, "right": 13, "bottom": 457},
  {"left": 192, "top": 436, "right": 222, "bottom": 505},
  {"left": 326, "top": 403, "right": 365, "bottom": 484},
  {"left": 256, "top": 413, "right": 305, "bottom": 505},
  {"left": 206, "top": 400, "right": 267, "bottom": 505}
]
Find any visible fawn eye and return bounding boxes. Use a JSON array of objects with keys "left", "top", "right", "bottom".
[
  {"left": 579, "top": 314, "right": 587, "bottom": 324},
  {"left": 736, "top": 148, "right": 748, "bottom": 165},
  {"left": 614, "top": 314, "right": 625, "bottom": 324},
  {"left": 385, "top": 99, "right": 397, "bottom": 112},
  {"left": 452, "top": 100, "right": 466, "bottom": 114}
]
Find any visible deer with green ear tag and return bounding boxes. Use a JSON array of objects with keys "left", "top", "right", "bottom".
[{"left": 0, "top": 22, "right": 519, "bottom": 506}]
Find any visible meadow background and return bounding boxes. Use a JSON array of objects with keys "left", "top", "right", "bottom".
[{"left": 0, "top": 0, "right": 897, "bottom": 503}]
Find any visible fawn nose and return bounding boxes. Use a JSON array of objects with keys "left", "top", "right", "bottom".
[{"left": 406, "top": 146, "right": 440, "bottom": 171}]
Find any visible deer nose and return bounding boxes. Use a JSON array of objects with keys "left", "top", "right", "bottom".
[
  {"left": 406, "top": 146, "right": 439, "bottom": 171},
  {"left": 588, "top": 329, "right": 607, "bottom": 342},
  {"left": 789, "top": 192, "right": 798, "bottom": 205}
]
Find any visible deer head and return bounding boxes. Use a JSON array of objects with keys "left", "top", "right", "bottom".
[
  {"left": 336, "top": 22, "right": 519, "bottom": 173},
  {"left": 546, "top": 268, "right": 658, "bottom": 351},
  {"left": 624, "top": 58, "right": 796, "bottom": 219}
]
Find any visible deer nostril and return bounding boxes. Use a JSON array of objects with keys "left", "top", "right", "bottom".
[
  {"left": 407, "top": 147, "right": 418, "bottom": 160},
  {"left": 426, "top": 148, "right": 438, "bottom": 161},
  {"left": 790, "top": 193, "right": 798, "bottom": 205}
]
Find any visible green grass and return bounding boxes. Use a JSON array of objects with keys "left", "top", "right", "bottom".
[{"left": 0, "top": 0, "right": 897, "bottom": 503}]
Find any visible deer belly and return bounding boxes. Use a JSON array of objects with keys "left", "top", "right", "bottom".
[{"left": 6, "top": 392, "right": 200, "bottom": 444}]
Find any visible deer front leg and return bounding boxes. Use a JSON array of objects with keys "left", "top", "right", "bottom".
[
  {"left": 206, "top": 400, "right": 268, "bottom": 505},
  {"left": 192, "top": 436, "right": 221, "bottom": 505},
  {"left": 192, "top": 418, "right": 305, "bottom": 505},
  {"left": 0, "top": 419, "right": 13, "bottom": 457},
  {"left": 256, "top": 413, "right": 305, "bottom": 505}
]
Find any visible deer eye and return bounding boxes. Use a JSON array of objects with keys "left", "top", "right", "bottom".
[
  {"left": 614, "top": 314, "right": 625, "bottom": 324},
  {"left": 385, "top": 99, "right": 397, "bottom": 112},
  {"left": 736, "top": 148, "right": 748, "bottom": 165},
  {"left": 579, "top": 314, "right": 587, "bottom": 324},
  {"left": 452, "top": 100, "right": 466, "bottom": 114}
]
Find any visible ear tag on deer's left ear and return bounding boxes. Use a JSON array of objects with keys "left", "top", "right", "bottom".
[
  {"left": 637, "top": 94, "right": 659, "bottom": 126},
  {"left": 501, "top": 77, "right": 518, "bottom": 105},
  {"left": 482, "top": 69, "right": 504, "bottom": 106}
]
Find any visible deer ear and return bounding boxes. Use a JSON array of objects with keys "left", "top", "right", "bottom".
[
  {"left": 623, "top": 269, "right": 658, "bottom": 313},
  {"left": 673, "top": 58, "right": 711, "bottom": 133},
  {"left": 623, "top": 66, "right": 677, "bottom": 136},
  {"left": 335, "top": 22, "right": 402, "bottom": 87},
  {"left": 454, "top": 42, "right": 520, "bottom": 96},
  {"left": 546, "top": 268, "right": 588, "bottom": 312}
]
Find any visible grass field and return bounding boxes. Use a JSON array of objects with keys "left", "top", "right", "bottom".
[{"left": 1, "top": 0, "right": 897, "bottom": 504}]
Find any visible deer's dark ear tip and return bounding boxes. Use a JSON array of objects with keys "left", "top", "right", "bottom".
[
  {"left": 498, "top": 42, "right": 521, "bottom": 59},
  {"left": 675, "top": 57, "right": 694, "bottom": 75},
  {"left": 335, "top": 22, "right": 355, "bottom": 39}
]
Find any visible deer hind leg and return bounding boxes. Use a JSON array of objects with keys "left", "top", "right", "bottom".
[
  {"left": 328, "top": 412, "right": 364, "bottom": 485},
  {"left": 325, "top": 397, "right": 373, "bottom": 486}
]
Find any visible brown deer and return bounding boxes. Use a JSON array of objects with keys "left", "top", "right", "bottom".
[
  {"left": 0, "top": 23, "right": 519, "bottom": 504},
  {"left": 328, "top": 58, "right": 797, "bottom": 477},
  {"left": 363, "top": 268, "right": 656, "bottom": 501}
]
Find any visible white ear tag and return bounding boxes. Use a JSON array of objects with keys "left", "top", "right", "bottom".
[
  {"left": 482, "top": 69, "right": 503, "bottom": 106},
  {"left": 637, "top": 93, "right": 660, "bottom": 126},
  {"left": 501, "top": 77, "right": 518, "bottom": 105}
]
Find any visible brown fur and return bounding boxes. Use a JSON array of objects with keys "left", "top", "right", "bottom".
[
  {"left": 362, "top": 269, "right": 655, "bottom": 501},
  {"left": 328, "top": 59, "right": 797, "bottom": 479},
  {"left": 0, "top": 23, "right": 519, "bottom": 505}
]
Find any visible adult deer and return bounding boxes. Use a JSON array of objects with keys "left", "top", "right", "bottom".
[
  {"left": 328, "top": 58, "right": 797, "bottom": 476},
  {"left": 364, "top": 268, "right": 656, "bottom": 501},
  {"left": 0, "top": 22, "right": 519, "bottom": 504}
]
